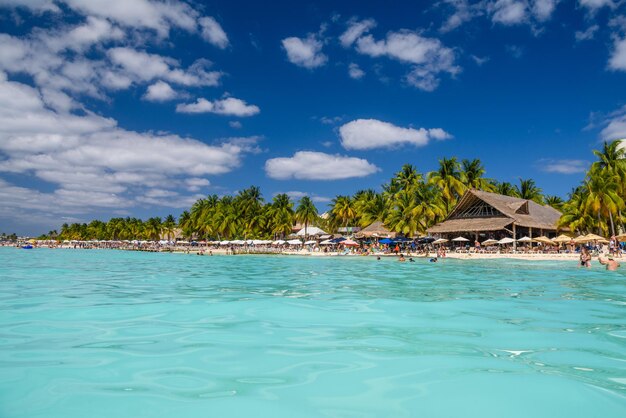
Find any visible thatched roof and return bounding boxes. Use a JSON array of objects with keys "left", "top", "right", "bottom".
[
  {"left": 355, "top": 221, "right": 396, "bottom": 238},
  {"left": 428, "top": 189, "right": 562, "bottom": 234},
  {"left": 428, "top": 217, "right": 512, "bottom": 233}
]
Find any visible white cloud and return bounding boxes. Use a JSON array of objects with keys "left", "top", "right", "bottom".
[
  {"left": 265, "top": 151, "right": 379, "bottom": 180},
  {"left": 0, "top": 73, "right": 258, "bottom": 224},
  {"left": 578, "top": 0, "right": 615, "bottom": 12},
  {"left": 609, "top": 38, "right": 626, "bottom": 71},
  {"left": 601, "top": 105, "right": 626, "bottom": 140},
  {"left": 143, "top": 80, "right": 177, "bottom": 102},
  {"left": 229, "top": 121, "right": 242, "bottom": 129},
  {"left": 540, "top": 159, "right": 588, "bottom": 174},
  {"left": 185, "top": 177, "right": 211, "bottom": 192},
  {"left": 348, "top": 63, "right": 365, "bottom": 79},
  {"left": 108, "top": 48, "right": 222, "bottom": 87},
  {"left": 575, "top": 25, "right": 599, "bottom": 41},
  {"left": 199, "top": 17, "right": 229, "bottom": 49},
  {"left": 489, "top": 0, "right": 528, "bottom": 25},
  {"left": 281, "top": 191, "right": 332, "bottom": 203},
  {"left": 281, "top": 35, "right": 327, "bottom": 69},
  {"left": 176, "top": 97, "right": 260, "bottom": 116},
  {"left": 440, "top": 0, "right": 484, "bottom": 32},
  {"left": 531, "top": 0, "right": 558, "bottom": 21},
  {"left": 339, "top": 18, "right": 376, "bottom": 47},
  {"left": 339, "top": 119, "right": 452, "bottom": 150},
  {"left": 355, "top": 30, "right": 459, "bottom": 91}
]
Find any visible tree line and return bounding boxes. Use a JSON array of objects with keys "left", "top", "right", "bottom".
[{"left": 46, "top": 140, "right": 624, "bottom": 241}]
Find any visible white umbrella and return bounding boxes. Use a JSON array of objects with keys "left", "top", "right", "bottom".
[
  {"left": 296, "top": 226, "right": 327, "bottom": 236},
  {"left": 320, "top": 239, "right": 334, "bottom": 245},
  {"left": 497, "top": 237, "right": 515, "bottom": 244},
  {"left": 304, "top": 240, "right": 317, "bottom": 245},
  {"left": 517, "top": 236, "right": 533, "bottom": 242},
  {"left": 273, "top": 240, "right": 286, "bottom": 245},
  {"left": 286, "top": 239, "right": 302, "bottom": 245},
  {"left": 452, "top": 236, "right": 470, "bottom": 242},
  {"left": 433, "top": 238, "right": 448, "bottom": 244},
  {"left": 219, "top": 241, "right": 231, "bottom": 245}
]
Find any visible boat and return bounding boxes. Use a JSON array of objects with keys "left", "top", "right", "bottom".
[{"left": 21, "top": 245, "right": 33, "bottom": 249}]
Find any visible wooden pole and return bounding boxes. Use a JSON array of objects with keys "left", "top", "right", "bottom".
[{"left": 513, "top": 223, "right": 517, "bottom": 251}]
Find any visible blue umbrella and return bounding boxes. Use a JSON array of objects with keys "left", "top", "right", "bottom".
[
  {"left": 330, "top": 237, "right": 347, "bottom": 243},
  {"left": 379, "top": 238, "right": 394, "bottom": 244}
]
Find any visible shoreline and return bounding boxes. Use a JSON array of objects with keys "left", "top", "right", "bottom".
[{"left": 4, "top": 244, "right": 614, "bottom": 262}]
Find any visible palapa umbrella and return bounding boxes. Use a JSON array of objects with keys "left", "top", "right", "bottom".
[
  {"left": 481, "top": 238, "right": 498, "bottom": 245},
  {"left": 433, "top": 238, "right": 448, "bottom": 244},
  {"left": 576, "top": 233, "right": 608, "bottom": 243},
  {"left": 552, "top": 234, "right": 572, "bottom": 243},
  {"left": 517, "top": 236, "right": 533, "bottom": 242},
  {"left": 615, "top": 233, "right": 626, "bottom": 240},
  {"left": 534, "top": 236, "right": 555, "bottom": 245},
  {"left": 451, "top": 236, "right": 470, "bottom": 242}
]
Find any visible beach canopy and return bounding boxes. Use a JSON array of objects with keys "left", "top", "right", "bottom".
[
  {"left": 379, "top": 238, "right": 394, "bottom": 244},
  {"left": 497, "top": 237, "right": 515, "bottom": 244},
  {"left": 342, "top": 239, "right": 359, "bottom": 246},
  {"left": 575, "top": 233, "right": 608, "bottom": 243},
  {"left": 319, "top": 239, "right": 334, "bottom": 245},
  {"left": 534, "top": 236, "right": 555, "bottom": 245},
  {"left": 304, "top": 240, "right": 317, "bottom": 245},
  {"left": 296, "top": 226, "right": 327, "bottom": 236},
  {"left": 433, "top": 238, "right": 448, "bottom": 244},
  {"left": 614, "top": 233, "right": 626, "bottom": 240},
  {"left": 552, "top": 234, "right": 572, "bottom": 243},
  {"left": 286, "top": 239, "right": 302, "bottom": 245},
  {"left": 272, "top": 240, "right": 286, "bottom": 245},
  {"left": 481, "top": 238, "right": 498, "bottom": 245},
  {"left": 517, "top": 236, "right": 533, "bottom": 242},
  {"left": 452, "top": 236, "right": 470, "bottom": 242}
]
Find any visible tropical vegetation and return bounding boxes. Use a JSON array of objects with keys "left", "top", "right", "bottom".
[{"left": 45, "top": 140, "right": 626, "bottom": 241}]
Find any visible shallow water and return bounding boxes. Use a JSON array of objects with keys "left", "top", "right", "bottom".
[{"left": 0, "top": 247, "right": 625, "bottom": 417}]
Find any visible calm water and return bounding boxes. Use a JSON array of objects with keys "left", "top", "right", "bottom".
[{"left": 0, "top": 248, "right": 625, "bottom": 417}]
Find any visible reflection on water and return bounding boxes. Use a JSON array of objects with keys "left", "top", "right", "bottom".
[{"left": 0, "top": 248, "right": 625, "bottom": 418}]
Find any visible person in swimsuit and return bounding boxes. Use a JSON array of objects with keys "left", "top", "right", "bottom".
[{"left": 599, "top": 256, "right": 620, "bottom": 271}]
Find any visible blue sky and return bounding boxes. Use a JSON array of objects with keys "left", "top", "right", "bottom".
[{"left": 1, "top": 0, "right": 626, "bottom": 235}]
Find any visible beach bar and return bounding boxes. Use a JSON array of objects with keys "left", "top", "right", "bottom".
[{"left": 427, "top": 189, "right": 562, "bottom": 248}]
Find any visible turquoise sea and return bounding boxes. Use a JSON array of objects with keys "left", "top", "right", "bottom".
[{"left": 0, "top": 247, "right": 625, "bottom": 417}]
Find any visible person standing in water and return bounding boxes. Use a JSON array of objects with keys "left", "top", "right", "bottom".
[{"left": 599, "top": 256, "right": 620, "bottom": 271}]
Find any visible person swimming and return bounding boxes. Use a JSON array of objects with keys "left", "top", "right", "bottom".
[
  {"left": 409, "top": 257, "right": 415, "bottom": 262},
  {"left": 430, "top": 257, "right": 438, "bottom": 263},
  {"left": 599, "top": 256, "right": 620, "bottom": 271},
  {"left": 398, "top": 254, "right": 406, "bottom": 262}
]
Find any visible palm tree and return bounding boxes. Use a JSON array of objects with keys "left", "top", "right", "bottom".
[
  {"left": 162, "top": 214, "right": 176, "bottom": 241},
  {"left": 428, "top": 157, "right": 465, "bottom": 213},
  {"left": 144, "top": 217, "right": 163, "bottom": 241},
  {"left": 295, "top": 196, "right": 318, "bottom": 239},
  {"left": 461, "top": 159, "right": 494, "bottom": 191},
  {"left": 493, "top": 181, "right": 519, "bottom": 197},
  {"left": 267, "top": 194, "right": 294, "bottom": 238},
  {"left": 544, "top": 195, "right": 564, "bottom": 211},
  {"left": 331, "top": 195, "right": 357, "bottom": 231},
  {"left": 515, "top": 178, "right": 544, "bottom": 204},
  {"left": 584, "top": 173, "right": 623, "bottom": 236}
]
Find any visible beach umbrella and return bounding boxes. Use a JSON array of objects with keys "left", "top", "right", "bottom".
[
  {"left": 534, "top": 236, "right": 555, "bottom": 245},
  {"left": 433, "top": 238, "right": 448, "bottom": 244},
  {"left": 379, "top": 238, "right": 394, "bottom": 245},
  {"left": 342, "top": 239, "right": 359, "bottom": 246},
  {"left": 286, "top": 239, "right": 302, "bottom": 245},
  {"left": 295, "top": 226, "right": 327, "bottom": 236},
  {"left": 452, "top": 236, "right": 470, "bottom": 242},
  {"left": 552, "top": 234, "right": 572, "bottom": 243},
  {"left": 219, "top": 241, "right": 231, "bottom": 246},
  {"left": 320, "top": 239, "right": 334, "bottom": 245},
  {"left": 614, "top": 233, "right": 626, "bottom": 240},
  {"left": 575, "top": 233, "right": 608, "bottom": 243},
  {"left": 517, "top": 236, "right": 533, "bottom": 242},
  {"left": 497, "top": 237, "right": 515, "bottom": 244},
  {"left": 273, "top": 240, "right": 286, "bottom": 245},
  {"left": 304, "top": 240, "right": 317, "bottom": 245},
  {"left": 330, "top": 237, "right": 347, "bottom": 243},
  {"left": 481, "top": 238, "right": 498, "bottom": 245}
]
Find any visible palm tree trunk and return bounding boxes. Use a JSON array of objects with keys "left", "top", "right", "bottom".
[{"left": 609, "top": 210, "right": 616, "bottom": 237}]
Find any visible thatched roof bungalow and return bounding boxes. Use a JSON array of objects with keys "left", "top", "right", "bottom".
[{"left": 428, "top": 190, "right": 562, "bottom": 242}]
